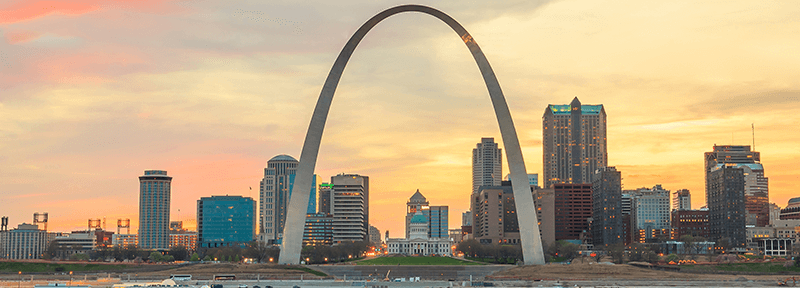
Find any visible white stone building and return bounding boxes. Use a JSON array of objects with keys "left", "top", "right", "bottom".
[{"left": 386, "top": 212, "right": 453, "bottom": 256}]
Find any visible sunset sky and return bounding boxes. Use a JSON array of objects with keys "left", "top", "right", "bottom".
[{"left": 1, "top": 0, "right": 799, "bottom": 238}]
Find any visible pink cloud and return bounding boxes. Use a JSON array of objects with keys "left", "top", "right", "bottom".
[
  {"left": 0, "top": 0, "right": 186, "bottom": 24},
  {"left": 0, "top": 1, "right": 98, "bottom": 24}
]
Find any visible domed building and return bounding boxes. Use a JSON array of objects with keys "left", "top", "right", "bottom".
[{"left": 386, "top": 211, "right": 453, "bottom": 256}]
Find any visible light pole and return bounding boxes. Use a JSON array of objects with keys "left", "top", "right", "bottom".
[
  {"left": 18, "top": 271, "right": 21, "bottom": 288},
  {"left": 69, "top": 271, "right": 73, "bottom": 286}
]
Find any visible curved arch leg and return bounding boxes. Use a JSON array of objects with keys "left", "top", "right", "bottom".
[{"left": 279, "top": 4, "right": 545, "bottom": 265}]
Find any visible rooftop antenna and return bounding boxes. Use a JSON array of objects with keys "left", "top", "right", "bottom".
[{"left": 752, "top": 123, "right": 755, "bottom": 150}]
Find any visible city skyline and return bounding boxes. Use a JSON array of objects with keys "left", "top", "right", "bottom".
[{"left": 1, "top": 0, "right": 800, "bottom": 238}]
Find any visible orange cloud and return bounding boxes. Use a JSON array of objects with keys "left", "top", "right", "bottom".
[{"left": 0, "top": 1, "right": 98, "bottom": 24}]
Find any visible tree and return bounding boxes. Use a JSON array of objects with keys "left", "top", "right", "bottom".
[
  {"left": 203, "top": 255, "right": 211, "bottom": 261},
  {"left": 190, "top": 252, "right": 200, "bottom": 262},
  {"left": 149, "top": 251, "right": 164, "bottom": 262},
  {"left": 245, "top": 241, "right": 278, "bottom": 263},
  {"left": 681, "top": 235, "right": 695, "bottom": 255},
  {"left": 169, "top": 245, "right": 189, "bottom": 261},
  {"left": 606, "top": 243, "right": 625, "bottom": 264}
]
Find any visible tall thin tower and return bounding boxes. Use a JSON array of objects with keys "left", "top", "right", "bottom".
[
  {"left": 259, "top": 154, "right": 298, "bottom": 243},
  {"left": 542, "top": 97, "right": 607, "bottom": 188},
  {"left": 472, "top": 138, "right": 502, "bottom": 194},
  {"left": 138, "top": 170, "right": 171, "bottom": 250}
]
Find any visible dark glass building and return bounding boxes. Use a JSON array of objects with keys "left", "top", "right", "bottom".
[
  {"left": 197, "top": 195, "right": 256, "bottom": 248},
  {"left": 591, "top": 166, "right": 622, "bottom": 247}
]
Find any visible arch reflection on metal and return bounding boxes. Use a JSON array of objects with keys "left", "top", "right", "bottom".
[{"left": 279, "top": 4, "right": 545, "bottom": 265}]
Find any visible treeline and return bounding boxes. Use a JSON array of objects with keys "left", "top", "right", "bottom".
[
  {"left": 42, "top": 241, "right": 370, "bottom": 264},
  {"left": 456, "top": 239, "right": 583, "bottom": 264}
]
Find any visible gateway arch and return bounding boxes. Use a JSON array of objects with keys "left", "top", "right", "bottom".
[{"left": 279, "top": 4, "right": 545, "bottom": 265}]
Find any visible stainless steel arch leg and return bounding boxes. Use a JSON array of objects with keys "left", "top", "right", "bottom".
[{"left": 279, "top": 4, "right": 545, "bottom": 265}]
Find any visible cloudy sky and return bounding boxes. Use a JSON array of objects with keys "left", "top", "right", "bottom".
[{"left": 1, "top": 0, "right": 799, "bottom": 238}]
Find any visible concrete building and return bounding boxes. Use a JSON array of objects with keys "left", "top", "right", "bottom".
[
  {"left": 169, "top": 233, "right": 197, "bottom": 251},
  {"left": 591, "top": 166, "right": 622, "bottom": 247},
  {"left": 780, "top": 198, "right": 800, "bottom": 220},
  {"left": 671, "top": 209, "right": 709, "bottom": 240},
  {"left": 369, "top": 225, "right": 381, "bottom": 245},
  {"left": 197, "top": 195, "right": 257, "bottom": 248},
  {"left": 673, "top": 189, "right": 691, "bottom": 211},
  {"left": 533, "top": 186, "right": 556, "bottom": 247},
  {"left": 542, "top": 97, "right": 607, "bottom": 187},
  {"left": 52, "top": 232, "right": 94, "bottom": 258},
  {"left": 386, "top": 212, "right": 453, "bottom": 256},
  {"left": 708, "top": 164, "right": 747, "bottom": 249},
  {"left": 705, "top": 145, "right": 769, "bottom": 227},
  {"left": 138, "top": 170, "right": 172, "bottom": 250},
  {"left": 303, "top": 213, "right": 333, "bottom": 246},
  {"left": 449, "top": 228, "right": 463, "bottom": 243},
  {"left": 331, "top": 174, "right": 369, "bottom": 243},
  {"left": 472, "top": 137, "right": 502, "bottom": 194},
  {"left": 505, "top": 173, "right": 539, "bottom": 187},
  {"left": 0, "top": 223, "right": 53, "bottom": 259},
  {"left": 472, "top": 182, "right": 520, "bottom": 244},
  {"left": 629, "top": 185, "right": 671, "bottom": 241},
  {"left": 553, "top": 183, "right": 593, "bottom": 241}
]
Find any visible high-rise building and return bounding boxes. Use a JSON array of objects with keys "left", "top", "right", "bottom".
[
  {"left": 318, "top": 182, "right": 333, "bottom": 214},
  {"left": 369, "top": 225, "right": 381, "bottom": 245},
  {"left": 138, "top": 170, "right": 171, "bottom": 250},
  {"left": 705, "top": 145, "right": 769, "bottom": 226},
  {"left": 331, "top": 174, "right": 369, "bottom": 243},
  {"left": 542, "top": 97, "right": 607, "bottom": 188},
  {"left": 707, "top": 165, "right": 747, "bottom": 249},
  {"left": 197, "top": 195, "right": 257, "bottom": 248},
  {"left": 533, "top": 186, "right": 556, "bottom": 247},
  {"left": 553, "top": 183, "right": 593, "bottom": 241},
  {"left": 673, "top": 189, "right": 691, "bottom": 211},
  {"left": 472, "top": 138, "right": 502, "bottom": 194},
  {"left": 471, "top": 182, "right": 521, "bottom": 244},
  {"left": 259, "top": 155, "right": 297, "bottom": 242},
  {"left": 259, "top": 155, "right": 317, "bottom": 243},
  {"left": 591, "top": 166, "right": 622, "bottom": 247},
  {"left": 628, "top": 185, "right": 671, "bottom": 241}
]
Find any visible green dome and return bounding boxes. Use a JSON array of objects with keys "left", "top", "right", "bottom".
[{"left": 410, "top": 212, "right": 427, "bottom": 224}]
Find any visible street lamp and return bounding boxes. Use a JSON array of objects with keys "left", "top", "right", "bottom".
[
  {"left": 18, "top": 271, "right": 21, "bottom": 288},
  {"left": 69, "top": 271, "right": 73, "bottom": 286}
]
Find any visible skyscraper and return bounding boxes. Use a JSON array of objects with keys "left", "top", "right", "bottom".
[
  {"left": 197, "top": 195, "right": 256, "bottom": 248},
  {"left": 138, "top": 170, "right": 171, "bottom": 250},
  {"left": 705, "top": 145, "right": 769, "bottom": 226},
  {"left": 707, "top": 165, "right": 746, "bottom": 248},
  {"left": 259, "top": 155, "right": 317, "bottom": 244},
  {"left": 331, "top": 173, "right": 369, "bottom": 243},
  {"left": 553, "top": 183, "right": 593, "bottom": 241},
  {"left": 472, "top": 138, "right": 502, "bottom": 194},
  {"left": 591, "top": 166, "right": 622, "bottom": 247},
  {"left": 259, "top": 155, "right": 297, "bottom": 243},
  {"left": 542, "top": 97, "right": 607, "bottom": 188}
]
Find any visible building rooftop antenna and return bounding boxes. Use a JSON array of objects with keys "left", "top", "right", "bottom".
[{"left": 752, "top": 123, "right": 755, "bottom": 151}]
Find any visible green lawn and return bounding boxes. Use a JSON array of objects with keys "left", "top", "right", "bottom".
[
  {"left": 0, "top": 262, "right": 130, "bottom": 273},
  {"left": 681, "top": 262, "right": 800, "bottom": 273},
  {"left": 284, "top": 266, "right": 327, "bottom": 276},
  {"left": 356, "top": 256, "right": 483, "bottom": 265}
]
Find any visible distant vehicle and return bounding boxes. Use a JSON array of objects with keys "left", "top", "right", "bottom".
[
  {"left": 238, "top": 285, "right": 247, "bottom": 288},
  {"left": 170, "top": 275, "right": 192, "bottom": 281},
  {"left": 213, "top": 275, "right": 236, "bottom": 281},
  {"left": 253, "top": 286, "right": 260, "bottom": 288},
  {"left": 211, "top": 285, "right": 223, "bottom": 288}
]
